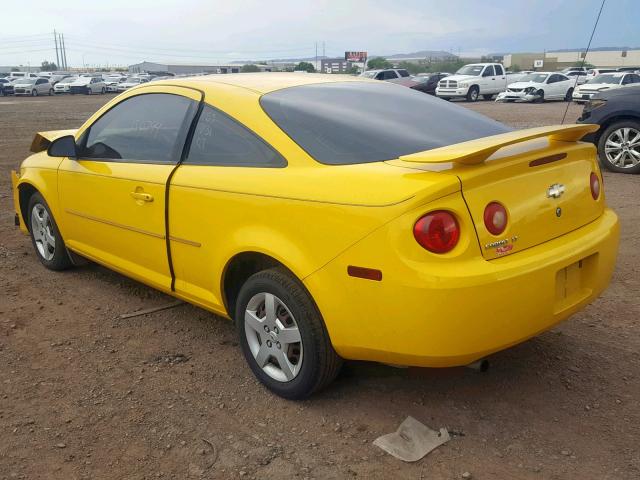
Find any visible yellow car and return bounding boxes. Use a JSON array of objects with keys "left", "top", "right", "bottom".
[{"left": 11, "top": 74, "right": 619, "bottom": 399}]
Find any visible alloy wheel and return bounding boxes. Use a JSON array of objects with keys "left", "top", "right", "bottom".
[
  {"left": 604, "top": 127, "right": 640, "bottom": 169},
  {"left": 30, "top": 204, "right": 55, "bottom": 260},
  {"left": 244, "top": 292, "right": 303, "bottom": 382}
]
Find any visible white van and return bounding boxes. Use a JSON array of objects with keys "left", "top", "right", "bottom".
[{"left": 8, "top": 72, "right": 39, "bottom": 79}]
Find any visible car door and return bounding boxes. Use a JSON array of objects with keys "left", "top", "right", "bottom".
[
  {"left": 57, "top": 87, "right": 200, "bottom": 291},
  {"left": 481, "top": 65, "right": 495, "bottom": 93},
  {"left": 168, "top": 103, "right": 287, "bottom": 311},
  {"left": 35, "top": 78, "right": 47, "bottom": 94},
  {"left": 494, "top": 65, "right": 506, "bottom": 91},
  {"left": 545, "top": 74, "right": 560, "bottom": 98}
]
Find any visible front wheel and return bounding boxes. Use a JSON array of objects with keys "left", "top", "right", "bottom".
[
  {"left": 27, "top": 192, "right": 73, "bottom": 270},
  {"left": 533, "top": 89, "right": 545, "bottom": 103},
  {"left": 597, "top": 120, "right": 640, "bottom": 174},
  {"left": 49, "top": 89, "right": 54, "bottom": 96},
  {"left": 236, "top": 268, "right": 342, "bottom": 399},
  {"left": 466, "top": 86, "right": 479, "bottom": 102},
  {"left": 31, "top": 89, "right": 38, "bottom": 97},
  {"left": 101, "top": 87, "right": 106, "bottom": 94}
]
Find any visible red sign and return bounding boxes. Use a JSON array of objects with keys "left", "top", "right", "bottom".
[{"left": 345, "top": 51, "right": 367, "bottom": 62}]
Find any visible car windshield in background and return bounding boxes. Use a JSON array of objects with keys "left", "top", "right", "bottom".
[
  {"left": 360, "top": 71, "right": 377, "bottom": 79},
  {"left": 456, "top": 65, "right": 484, "bottom": 76},
  {"left": 18, "top": 79, "right": 37, "bottom": 85},
  {"left": 59, "top": 77, "right": 77, "bottom": 84},
  {"left": 520, "top": 74, "right": 549, "bottom": 83},
  {"left": 260, "top": 81, "right": 510, "bottom": 165},
  {"left": 589, "top": 74, "right": 624, "bottom": 84},
  {"left": 125, "top": 77, "right": 140, "bottom": 83}
]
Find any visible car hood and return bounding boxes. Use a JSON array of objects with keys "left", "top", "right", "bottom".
[
  {"left": 13, "top": 83, "right": 37, "bottom": 88},
  {"left": 507, "top": 81, "right": 543, "bottom": 89},
  {"left": 439, "top": 74, "right": 476, "bottom": 82},
  {"left": 578, "top": 83, "right": 621, "bottom": 91},
  {"left": 593, "top": 84, "right": 640, "bottom": 100}
]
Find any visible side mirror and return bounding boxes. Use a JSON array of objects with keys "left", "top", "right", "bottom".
[{"left": 48, "top": 135, "right": 78, "bottom": 158}]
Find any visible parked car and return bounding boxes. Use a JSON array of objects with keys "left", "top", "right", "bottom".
[
  {"left": 436, "top": 63, "right": 508, "bottom": 101},
  {"left": 577, "top": 85, "right": 640, "bottom": 173},
  {"left": 7, "top": 71, "right": 39, "bottom": 80},
  {"left": 564, "top": 70, "right": 588, "bottom": 85},
  {"left": 616, "top": 66, "right": 640, "bottom": 72},
  {"left": 13, "top": 78, "right": 53, "bottom": 96},
  {"left": 105, "top": 77, "right": 126, "bottom": 92},
  {"left": 11, "top": 74, "right": 619, "bottom": 399},
  {"left": 48, "top": 74, "right": 71, "bottom": 86},
  {"left": 359, "top": 69, "right": 410, "bottom": 82},
  {"left": 404, "top": 73, "right": 449, "bottom": 95},
  {"left": 116, "top": 76, "right": 149, "bottom": 91},
  {"left": 573, "top": 72, "right": 640, "bottom": 103},
  {"left": 53, "top": 76, "right": 79, "bottom": 94},
  {"left": 586, "top": 68, "right": 616, "bottom": 81},
  {"left": 69, "top": 76, "right": 106, "bottom": 95},
  {"left": 0, "top": 77, "right": 11, "bottom": 95},
  {"left": 496, "top": 72, "right": 574, "bottom": 103},
  {"left": 561, "top": 67, "right": 588, "bottom": 74}
]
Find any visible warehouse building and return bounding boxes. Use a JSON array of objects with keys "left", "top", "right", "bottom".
[
  {"left": 503, "top": 49, "right": 640, "bottom": 71},
  {"left": 320, "top": 58, "right": 353, "bottom": 73}
]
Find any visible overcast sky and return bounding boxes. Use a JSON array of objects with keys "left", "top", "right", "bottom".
[{"left": 2, "top": 0, "right": 639, "bottom": 68}]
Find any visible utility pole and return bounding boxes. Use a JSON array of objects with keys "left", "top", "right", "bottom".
[
  {"left": 54, "top": 30, "right": 60, "bottom": 70},
  {"left": 61, "top": 34, "right": 68, "bottom": 70},
  {"left": 322, "top": 41, "right": 325, "bottom": 58},
  {"left": 315, "top": 42, "right": 318, "bottom": 71}
]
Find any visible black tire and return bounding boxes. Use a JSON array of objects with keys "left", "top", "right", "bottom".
[
  {"left": 533, "top": 89, "right": 545, "bottom": 103},
  {"left": 482, "top": 94, "right": 493, "bottom": 100},
  {"left": 49, "top": 89, "right": 54, "bottom": 96},
  {"left": 101, "top": 87, "right": 106, "bottom": 94},
  {"left": 235, "top": 267, "right": 342, "bottom": 399},
  {"left": 466, "top": 86, "right": 479, "bottom": 102},
  {"left": 565, "top": 88, "right": 574, "bottom": 102},
  {"left": 27, "top": 192, "right": 73, "bottom": 270},
  {"left": 597, "top": 120, "right": 640, "bottom": 174},
  {"left": 31, "top": 89, "right": 37, "bottom": 97}
]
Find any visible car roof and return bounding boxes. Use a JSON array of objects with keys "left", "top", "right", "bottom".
[{"left": 155, "top": 72, "right": 372, "bottom": 95}]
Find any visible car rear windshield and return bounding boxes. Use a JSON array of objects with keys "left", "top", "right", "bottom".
[{"left": 260, "top": 81, "right": 510, "bottom": 165}]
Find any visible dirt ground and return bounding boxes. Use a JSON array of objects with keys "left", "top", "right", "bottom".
[{"left": 1, "top": 94, "right": 638, "bottom": 480}]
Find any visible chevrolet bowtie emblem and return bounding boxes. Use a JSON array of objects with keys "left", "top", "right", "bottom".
[{"left": 547, "top": 183, "right": 565, "bottom": 199}]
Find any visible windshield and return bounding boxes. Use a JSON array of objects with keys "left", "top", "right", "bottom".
[
  {"left": 360, "top": 71, "right": 378, "bottom": 79},
  {"left": 125, "top": 77, "right": 140, "bottom": 83},
  {"left": 589, "top": 74, "right": 624, "bottom": 84},
  {"left": 18, "top": 78, "right": 37, "bottom": 85},
  {"left": 456, "top": 65, "right": 484, "bottom": 76},
  {"left": 260, "top": 81, "right": 510, "bottom": 165},
  {"left": 519, "top": 74, "right": 549, "bottom": 83},
  {"left": 60, "top": 77, "right": 77, "bottom": 84}
]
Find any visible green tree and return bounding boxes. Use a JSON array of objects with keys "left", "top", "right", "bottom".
[
  {"left": 40, "top": 60, "right": 58, "bottom": 72},
  {"left": 397, "top": 61, "right": 429, "bottom": 75},
  {"left": 295, "top": 61, "right": 315, "bottom": 73},
  {"left": 367, "top": 57, "right": 392, "bottom": 70},
  {"left": 345, "top": 65, "right": 360, "bottom": 75},
  {"left": 573, "top": 62, "right": 595, "bottom": 69},
  {"left": 241, "top": 64, "right": 260, "bottom": 73}
]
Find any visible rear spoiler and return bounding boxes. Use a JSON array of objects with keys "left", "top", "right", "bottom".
[
  {"left": 399, "top": 124, "right": 599, "bottom": 166},
  {"left": 30, "top": 129, "right": 77, "bottom": 153}
]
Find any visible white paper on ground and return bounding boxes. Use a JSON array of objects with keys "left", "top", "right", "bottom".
[{"left": 373, "top": 416, "right": 450, "bottom": 462}]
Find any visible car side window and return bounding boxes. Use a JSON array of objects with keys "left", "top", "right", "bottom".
[
  {"left": 482, "top": 66, "right": 495, "bottom": 77},
  {"left": 36, "top": 79, "right": 46, "bottom": 85},
  {"left": 547, "top": 75, "right": 559, "bottom": 84},
  {"left": 494, "top": 65, "right": 504, "bottom": 76},
  {"left": 79, "top": 93, "right": 196, "bottom": 163},
  {"left": 398, "top": 70, "right": 410, "bottom": 77},
  {"left": 382, "top": 71, "right": 397, "bottom": 80},
  {"left": 184, "top": 104, "right": 285, "bottom": 167}
]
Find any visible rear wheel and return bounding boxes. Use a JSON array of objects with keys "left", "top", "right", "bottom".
[
  {"left": 466, "top": 86, "right": 479, "bottom": 102},
  {"left": 27, "top": 192, "right": 72, "bottom": 270},
  {"left": 598, "top": 120, "right": 640, "bottom": 174},
  {"left": 235, "top": 268, "right": 342, "bottom": 399}
]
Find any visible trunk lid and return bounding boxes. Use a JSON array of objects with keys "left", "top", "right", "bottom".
[{"left": 393, "top": 124, "right": 604, "bottom": 259}]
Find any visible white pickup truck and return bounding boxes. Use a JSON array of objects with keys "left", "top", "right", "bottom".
[{"left": 436, "top": 63, "right": 509, "bottom": 101}]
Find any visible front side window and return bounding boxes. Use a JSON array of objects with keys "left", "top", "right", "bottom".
[
  {"left": 260, "top": 81, "right": 510, "bottom": 165},
  {"left": 185, "top": 105, "right": 285, "bottom": 167},
  {"left": 482, "top": 65, "right": 495, "bottom": 77},
  {"left": 79, "top": 93, "right": 196, "bottom": 163}
]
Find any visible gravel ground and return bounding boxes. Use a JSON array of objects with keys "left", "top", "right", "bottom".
[{"left": 0, "top": 94, "right": 638, "bottom": 480}]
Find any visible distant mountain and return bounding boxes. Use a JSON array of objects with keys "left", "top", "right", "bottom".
[
  {"left": 384, "top": 50, "right": 457, "bottom": 59},
  {"left": 548, "top": 46, "right": 640, "bottom": 52}
]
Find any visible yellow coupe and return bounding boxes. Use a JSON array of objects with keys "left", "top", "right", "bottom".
[{"left": 11, "top": 74, "right": 619, "bottom": 399}]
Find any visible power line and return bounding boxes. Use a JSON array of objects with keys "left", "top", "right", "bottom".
[{"left": 561, "top": 0, "right": 607, "bottom": 124}]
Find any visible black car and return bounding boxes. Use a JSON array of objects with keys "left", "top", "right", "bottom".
[
  {"left": 409, "top": 73, "right": 449, "bottom": 95},
  {"left": 577, "top": 84, "right": 640, "bottom": 174},
  {"left": 0, "top": 77, "right": 12, "bottom": 96}
]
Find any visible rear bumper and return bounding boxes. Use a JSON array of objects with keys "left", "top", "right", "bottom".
[{"left": 305, "top": 208, "right": 619, "bottom": 367}]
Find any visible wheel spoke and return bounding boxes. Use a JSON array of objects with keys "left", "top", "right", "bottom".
[
  {"left": 622, "top": 128, "right": 630, "bottom": 142},
  {"left": 254, "top": 343, "right": 270, "bottom": 367},
  {"left": 629, "top": 130, "right": 640, "bottom": 146},
  {"left": 45, "top": 229, "right": 55, "bottom": 247},
  {"left": 605, "top": 139, "right": 621, "bottom": 149},
  {"left": 274, "top": 350, "right": 295, "bottom": 381},
  {"left": 264, "top": 293, "right": 277, "bottom": 326},
  {"left": 278, "top": 327, "right": 301, "bottom": 345},
  {"left": 244, "top": 310, "right": 264, "bottom": 334}
]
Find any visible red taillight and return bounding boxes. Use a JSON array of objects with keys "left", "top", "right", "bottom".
[
  {"left": 483, "top": 202, "right": 508, "bottom": 236},
  {"left": 414, "top": 211, "right": 460, "bottom": 253},
  {"left": 590, "top": 172, "right": 600, "bottom": 200}
]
